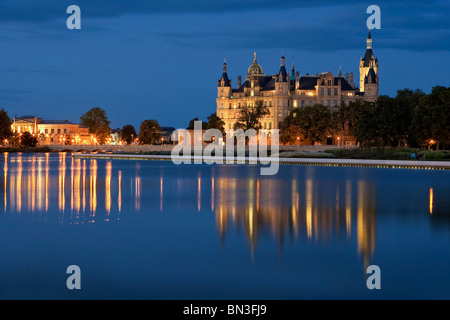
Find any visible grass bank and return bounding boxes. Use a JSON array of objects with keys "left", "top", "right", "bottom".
[{"left": 328, "top": 148, "right": 450, "bottom": 161}]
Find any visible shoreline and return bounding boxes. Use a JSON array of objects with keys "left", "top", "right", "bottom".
[{"left": 71, "top": 153, "right": 450, "bottom": 170}]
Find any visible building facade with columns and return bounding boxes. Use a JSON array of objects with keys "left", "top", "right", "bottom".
[
  {"left": 11, "top": 115, "right": 91, "bottom": 145},
  {"left": 216, "top": 32, "right": 379, "bottom": 143}
]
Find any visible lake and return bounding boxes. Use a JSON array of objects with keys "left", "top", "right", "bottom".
[{"left": 0, "top": 153, "right": 449, "bottom": 299}]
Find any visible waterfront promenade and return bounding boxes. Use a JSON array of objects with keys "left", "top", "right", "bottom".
[{"left": 72, "top": 153, "right": 450, "bottom": 170}]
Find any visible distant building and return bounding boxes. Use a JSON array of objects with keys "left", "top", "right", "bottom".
[
  {"left": 11, "top": 115, "right": 91, "bottom": 145},
  {"left": 110, "top": 129, "right": 121, "bottom": 145},
  {"left": 216, "top": 32, "right": 379, "bottom": 145},
  {"left": 160, "top": 127, "right": 176, "bottom": 144}
]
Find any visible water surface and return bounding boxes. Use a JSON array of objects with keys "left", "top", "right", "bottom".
[{"left": 0, "top": 153, "right": 449, "bottom": 299}]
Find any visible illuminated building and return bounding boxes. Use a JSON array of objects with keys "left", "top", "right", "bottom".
[
  {"left": 217, "top": 32, "right": 379, "bottom": 145},
  {"left": 11, "top": 115, "right": 90, "bottom": 145}
]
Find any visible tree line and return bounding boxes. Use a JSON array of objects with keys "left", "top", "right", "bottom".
[
  {"left": 0, "top": 106, "right": 228, "bottom": 146},
  {"left": 280, "top": 86, "right": 449, "bottom": 149}
]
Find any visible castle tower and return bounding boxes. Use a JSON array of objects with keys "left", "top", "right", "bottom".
[
  {"left": 218, "top": 60, "right": 232, "bottom": 99},
  {"left": 275, "top": 56, "right": 289, "bottom": 126},
  {"left": 363, "top": 67, "right": 379, "bottom": 101},
  {"left": 359, "top": 31, "right": 379, "bottom": 93}
]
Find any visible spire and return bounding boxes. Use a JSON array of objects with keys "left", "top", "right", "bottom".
[
  {"left": 253, "top": 52, "right": 257, "bottom": 63},
  {"left": 338, "top": 66, "right": 342, "bottom": 78},
  {"left": 367, "top": 30, "right": 373, "bottom": 49},
  {"left": 219, "top": 60, "right": 231, "bottom": 87},
  {"left": 291, "top": 63, "right": 295, "bottom": 76},
  {"left": 276, "top": 55, "right": 288, "bottom": 82}
]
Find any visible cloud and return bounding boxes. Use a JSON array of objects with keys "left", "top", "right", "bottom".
[
  {"left": 149, "top": 4, "right": 450, "bottom": 52},
  {"left": 0, "top": 0, "right": 448, "bottom": 52}
]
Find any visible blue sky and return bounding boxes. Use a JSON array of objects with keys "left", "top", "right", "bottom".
[{"left": 0, "top": 0, "right": 449, "bottom": 129}]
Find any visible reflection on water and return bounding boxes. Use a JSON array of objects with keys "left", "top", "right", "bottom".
[
  {"left": 1, "top": 153, "right": 448, "bottom": 270},
  {"left": 214, "top": 175, "right": 376, "bottom": 265}
]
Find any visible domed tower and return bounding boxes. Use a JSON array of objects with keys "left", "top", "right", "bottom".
[
  {"left": 359, "top": 31, "right": 379, "bottom": 93},
  {"left": 247, "top": 52, "right": 264, "bottom": 79},
  {"left": 218, "top": 60, "right": 232, "bottom": 99}
]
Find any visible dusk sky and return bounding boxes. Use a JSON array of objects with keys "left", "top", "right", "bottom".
[{"left": 0, "top": 0, "right": 448, "bottom": 129}]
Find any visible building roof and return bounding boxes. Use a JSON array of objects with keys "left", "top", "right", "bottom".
[
  {"left": 362, "top": 48, "right": 376, "bottom": 67},
  {"left": 296, "top": 76, "right": 354, "bottom": 91},
  {"left": 365, "top": 68, "right": 377, "bottom": 84},
  {"left": 41, "top": 120, "right": 75, "bottom": 125},
  {"left": 247, "top": 53, "right": 264, "bottom": 78},
  {"left": 276, "top": 63, "right": 288, "bottom": 82},
  {"left": 233, "top": 75, "right": 275, "bottom": 93}
]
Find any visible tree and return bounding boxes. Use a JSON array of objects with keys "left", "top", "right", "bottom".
[
  {"left": 187, "top": 117, "right": 207, "bottom": 130},
  {"left": 206, "top": 113, "right": 225, "bottom": 136},
  {"left": 280, "top": 125, "right": 305, "bottom": 145},
  {"left": 233, "top": 100, "right": 269, "bottom": 131},
  {"left": 353, "top": 96, "right": 404, "bottom": 147},
  {"left": 411, "top": 86, "right": 450, "bottom": 150},
  {"left": 20, "top": 132, "right": 38, "bottom": 148},
  {"left": 138, "top": 120, "right": 161, "bottom": 145},
  {"left": 80, "top": 107, "right": 111, "bottom": 144},
  {"left": 338, "top": 100, "right": 371, "bottom": 139},
  {"left": 121, "top": 124, "right": 137, "bottom": 144},
  {"left": 0, "top": 108, "right": 12, "bottom": 141},
  {"left": 281, "top": 104, "right": 340, "bottom": 145},
  {"left": 394, "top": 89, "right": 425, "bottom": 147}
]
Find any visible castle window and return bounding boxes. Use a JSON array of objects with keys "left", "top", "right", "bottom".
[
  {"left": 320, "top": 100, "right": 324, "bottom": 105},
  {"left": 301, "top": 100, "right": 305, "bottom": 107},
  {"left": 45, "top": 129, "right": 48, "bottom": 134},
  {"left": 293, "top": 100, "right": 297, "bottom": 108},
  {"left": 51, "top": 129, "right": 54, "bottom": 134},
  {"left": 320, "top": 88, "right": 324, "bottom": 96},
  {"left": 327, "top": 80, "right": 332, "bottom": 85},
  {"left": 327, "top": 101, "right": 331, "bottom": 107},
  {"left": 327, "top": 88, "right": 331, "bottom": 96},
  {"left": 334, "top": 88, "right": 338, "bottom": 96}
]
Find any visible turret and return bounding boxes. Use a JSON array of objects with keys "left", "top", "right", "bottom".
[
  {"left": 360, "top": 31, "right": 379, "bottom": 92},
  {"left": 218, "top": 60, "right": 232, "bottom": 98}
]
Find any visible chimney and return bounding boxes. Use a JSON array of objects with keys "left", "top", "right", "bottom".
[
  {"left": 350, "top": 72, "right": 354, "bottom": 88},
  {"left": 345, "top": 73, "right": 349, "bottom": 83},
  {"left": 295, "top": 71, "right": 300, "bottom": 90},
  {"left": 238, "top": 75, "right": 242, "bottom": 88}
]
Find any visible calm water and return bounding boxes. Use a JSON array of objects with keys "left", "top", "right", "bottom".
[{"left": 0, "top": 153, "right": 449, "bottom": 299}]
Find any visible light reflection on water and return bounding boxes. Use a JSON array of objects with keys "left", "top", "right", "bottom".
[{"left": 1, "top": 153, "right": 449, "bottom": 299}]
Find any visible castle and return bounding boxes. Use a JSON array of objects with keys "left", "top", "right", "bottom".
[{"left": 216, "top": 32, "right": 379, "bottom": 144}]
